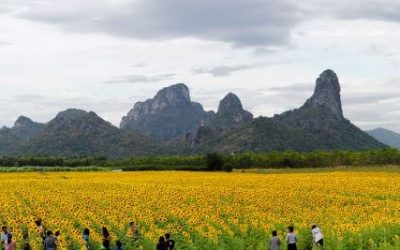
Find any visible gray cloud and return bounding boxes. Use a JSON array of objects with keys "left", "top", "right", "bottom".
[
  {"left": 193, "top": 58, "right": 298, "bottom": 77},
  {"left": 269, "top": 83, "right": 313, "bottom": 93},
  {"left": 0, "top": 41, "right": 11, "bottom": 46},
  {"left": 299, "top": 0, "right": 400, "bottom": 23},
  {"left": 343, "top": 94, "right": 399, "bottom": 106},
  {"left": 103, "top": 73, "right": 175, "bottom": 84},
  {"left": 193, "top": 64, "right": 257, "bottom": 77},
  {"left": 335, "top": 1, "right": 400, "bottom": 22},
  {"left": 16, "top": 0, "right": 302, "bottom": 47}
]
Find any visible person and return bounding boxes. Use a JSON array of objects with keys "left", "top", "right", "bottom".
[
  {"left": 54, "top": 231, "right": 62, "bottom": 250},
  {"left": 165, "top": 233, "right": 175, "bottom": 250},
  {"left": 4, "top": 234, "right": 15, "bottom": 250},
  {"left": 22, "top": 232, "right": 32, "bottom": 250},
  {"left": 102, "top": 227, "right": 111, "bottom": 250},
  {"left": 270, "top": 230, "right": 281, "bottom": 250},
  {"left": 82, "top": 228, "right": 90, "bottom": 250},
  {"left": 129, "top": 221, "right": 138, "bottom": 240},
  {"left": 1, "top": 226, "right": 8, "bottom": 250},
  {"left": 311, "top": 224, "right": 324, "bottom": 247},
  {"left": 114, "top": 240, "right": 123, "bottom": 250},
  {"left": 35, "top": 219, "right": 46, "bottom": 249},
  {"left": 6, "top": 228, "right": 12, "bottom": 239},
  {"left": 156, "top": 236, "right": 166, "bottom": 250},
  {"left": 285, "top": 226, "right": 297, "bottom": 250},
  {"left": 44, "top": 231, "right": 58, "bottom": 250}
]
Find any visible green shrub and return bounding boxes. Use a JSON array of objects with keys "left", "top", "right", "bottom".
[{"left": 206, "top": 153, "right": 225, "bottom": 171}]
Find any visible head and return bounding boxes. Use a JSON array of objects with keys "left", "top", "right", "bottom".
[
  {"left": 287, "top": 226, "right": 294, "bottom": 233},
  {"left": 116, "top": 240, "right": 122, "bottom": 247},
  {"left": 83, "top": 228, "right": 90, "bottom": 236},
  {"left": 311, "top": 224, "right": 317, "bottom": 229},
  {"left": 1, "top": 226, "right": 6, "bottom": 233},
  {"left": 165, "top": 233, "right": 171, "bottom": 239},
  {"left": 102, "top": 227, "right": 109, "bottom": 235},
  {"left": 47, "top": 230, "right": 53, "bottom": 237},
  {"left": 159, "top": 236, "right": 165, "bottom": 243},
  {"left": 34, "top": 219, "right": 42, "bottom": 227},
  {"left": 55, "top": 231, "right": 60, "bottom": 237},
  {"left": 130, "top": 221, "right": 134, "bottom": 226},
  {"left": 272, "top": 230, "right": 278, "bottom": 237}
]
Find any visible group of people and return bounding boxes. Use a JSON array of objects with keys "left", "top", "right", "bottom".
[
  {"left": 2, "top": 218, "right": 323, "bottom": 250},
  {"left": 156, "top": 233, "right": 175, "bottom": 250},
  {"left": 270, "top": 225, "right": 324, "bottom": 250},
  {"left": 32, "top": 219, "right": 173, "bottom": 250}
]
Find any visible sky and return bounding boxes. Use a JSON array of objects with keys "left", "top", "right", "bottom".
[{"left": 1, "top": 0, "right": 400, "bottom": 132}]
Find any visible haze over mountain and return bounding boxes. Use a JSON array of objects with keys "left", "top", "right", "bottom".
[
  {"left": 0, "top": 70, "right": 386, "bottom": 157},
  {"left": 367, "top": 128, "right": 400, "bottom": 149}
]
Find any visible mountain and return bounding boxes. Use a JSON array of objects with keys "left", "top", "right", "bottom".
[
  {"left": 11, "top": 116, "right": 45, "bottom": 139},
  {"left": 214, "top": 93, "right": 253, "bottom": 129},
  {"left": 120, "top": 83, "right": 214, "bottom": 141},
  {"left": 189, "top": 69, "right": 385, "bottom": 152},
  {"left": 0, "top": 116, "right": 44, "bottom": 155},
  {"left": 186, "top": 93, "right": 253, "bottom": 148},
  {"left": 367, "top": 128, "right": 400, "bottom": 149},
  {"left": 0, "top": 127, "right": 22, "bottom": 155},
  {"left": 0, "top": 69, "right": 387, "bottom": 157},
  {"left": 20, "top": 109, "right": 169, "bottom": 157}
]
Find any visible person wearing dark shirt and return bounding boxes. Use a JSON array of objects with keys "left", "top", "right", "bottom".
[
  {"left": 164, "top": 233, "right": 175, "bottom": 250},
  {"left": 114, "top": 240, "right": 123, "bottom": 250},
  {"left": 44, "top": 231, "right": 58, "bottom": 250},
  {"left": 156, "top": 236, "right": 166, "bottom": 250},
  {"left": 102, "top": 227, "right": 111, "bottom": 250},
  {"left": 82, "top": 228, "right": 90, "bottom": 250}
]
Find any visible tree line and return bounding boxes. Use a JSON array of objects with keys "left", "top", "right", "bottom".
[{"left": 0, "top": 148, "right": 399, "bottom": 170}]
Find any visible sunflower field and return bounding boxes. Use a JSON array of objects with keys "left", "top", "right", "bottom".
[{"left": 1, "top": 170, "right": 400, "bottom": 249}]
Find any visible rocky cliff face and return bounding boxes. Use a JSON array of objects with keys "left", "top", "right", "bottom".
[
  {"left": 304, "top": 69, "right": 343, "bottom": 119},
  {"left": 216, "top": 93, "right": 253, "bottom": 127},
  {"left": 120, "top": 83, "right": 214, "bottom": 141},
  {"left": 190, "top": 69, "right": 385, "bottom": 153},
  {"left": 186, "top": 93, "right": 253, "bottom": 149},
  {"left": 9, "top": 116, "right": 44, "bottom": 139},
  {"left": 121, "top": 84, "right": 191, "bottom": 126}
]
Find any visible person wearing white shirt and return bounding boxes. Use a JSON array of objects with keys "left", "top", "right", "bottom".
[
  {"left": 1, "top": 226, "right": 9, "bottom": 250},
  {"left": 285, "top": 226, "right": 297, "bottom": 250},
  {"left": 311, "top": 224, "right": 324, "bottom": 246}
]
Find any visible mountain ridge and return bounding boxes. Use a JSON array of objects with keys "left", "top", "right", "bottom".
[
  {"left": 0, "top": 69, "right": 386, "bottom": 157},
  {"left": 367, "top": 128, "right": 400, "bottom": 149}
]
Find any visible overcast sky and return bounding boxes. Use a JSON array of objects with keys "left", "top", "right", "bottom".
[{"left": 1, "top": 0, "right": 400, "bottom": 131}]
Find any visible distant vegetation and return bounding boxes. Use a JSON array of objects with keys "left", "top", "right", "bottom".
[{"left": 1, "top": 148, "right": 400, "bottom": 171}]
